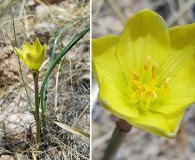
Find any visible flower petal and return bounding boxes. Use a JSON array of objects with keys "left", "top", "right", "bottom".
[
  {"left": 25, "top": 49, "right": 45, "bottom": 72},
  {"left": 150, "top": 23, "right": 195, "bottom": 114},
  {"left": 15, "top": 46, "right": 30, "bottom": 67},
  {"left": 34, "top": 38, "right": 43, "bottom": 54},
  {"left": 14, "top": 47, "right": 24, "bottom": 59},
  {"left": 99, "top": 76, "right": 139, "bottom": 119},
  {"left": 158, "top": 23, "right": 195, "bottom": 83},
  {"left": 22, "top": 42, "right": 31, "bottom": 54},
  {"left": 92, "top": 35, "right": 128, "bottom": 93},
  {"left": 149, "top": 65, "right": 195, "bottom": 114},
  {"left": 128, "top": 110, "right": 184, "bottom": 137},
  {"left": 117, "top": 9, "right": 170, "bottom": 82}
]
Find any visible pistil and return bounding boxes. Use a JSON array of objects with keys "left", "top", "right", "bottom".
[
  {"left": 152, "top": 62, "right": 158, "bottom": 79},
  {"left": 144, "top": 56, "right": 151, "bottom": 71}
]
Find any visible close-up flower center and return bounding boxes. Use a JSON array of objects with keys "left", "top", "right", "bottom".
[{"left": 130, "top": 56, "right": 172, "bottom": 111}]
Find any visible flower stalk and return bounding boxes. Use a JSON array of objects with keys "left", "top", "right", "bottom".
[
  {"left": 33, "top": 73, "right": 41, "bottom": 144},
  {"left": 14, "top": 38, "right": 47, "bottom": 144},
  {"left": 103, "top": 119, "right": 132, "bottom": 160}
]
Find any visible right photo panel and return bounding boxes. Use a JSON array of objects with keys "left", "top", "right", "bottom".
[{"left": 92, "top": 0, "right": 195, "bottom": 160}]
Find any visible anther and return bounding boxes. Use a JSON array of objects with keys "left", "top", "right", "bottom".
[
  {"left": 152, "top": 62, "right": 158, "bottom": 79},
  {"left": 146, "top": 90, "right": 157, "bottom": 99},
  {"left": 132, "top": 80, "right": 143, "bottom": 97},
  {"left": 164, "top": 77, "right": 173, "bottom": 95},
  {"left": 132, "top": 80, "right": 142, "bottom": 90},
  {"left": 165, "top": 77, "right": 173, "bottom": 84},
  {"left": 132, "top": 69, "right": 139, "bottom": 80},
  {"left": 144, "top": 56, "right": 151, "bottom": 71},
  {"left": 152, "top": 91, "right": 157, "bottom": 99}
]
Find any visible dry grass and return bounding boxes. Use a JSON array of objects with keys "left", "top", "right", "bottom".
[{"left": 0, "top": 0, "right": 90, "bottom": 159}]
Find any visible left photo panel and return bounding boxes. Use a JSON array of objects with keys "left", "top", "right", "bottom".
[{"left": 0, "top": 0, "right": 90, "bottom": 159}]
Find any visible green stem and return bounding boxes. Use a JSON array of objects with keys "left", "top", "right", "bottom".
[
  {"left": 33, "top": 73, "right": 41, "bottom": 144},
  {"left": 103, "top": 119, "right": 132, "bottom": 160},
  {"left": 41, "top": 18, "right": 89, "bottom": 132},
  {"left": 40, "top": 26, "right": 90, "bottom": 133}
]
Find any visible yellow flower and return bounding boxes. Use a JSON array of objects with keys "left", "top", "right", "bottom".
[
  {"left": 15, "top": 38, "right": 47, "bottom": 73},
  {"left": 92, "top": 9, "right": 195, "bottom": 138}
]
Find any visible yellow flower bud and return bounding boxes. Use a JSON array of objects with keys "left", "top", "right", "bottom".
[{"left": 15, "top": 38, "right": 47, "bottom": 73}]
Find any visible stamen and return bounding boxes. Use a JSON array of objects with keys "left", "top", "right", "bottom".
[
  {"left": 164, "top": 77, "right": 173, "bottom": 95},
  {"left": 152, "top": 91, "right": 157, "bottom": 99},
  {"left": 132, "top": 80, "right": 143, "bottom": 97},
  {"left": 146, "top": 90, "right": 157, "bottom": 99},
  {"left": 132, "top": 80, "right": 142, "bottom": 91},
  {"left": 132, "top": 69, "right": 140, "bottom": 80},
  {"left": 144, "top": 56, "right": 151, "bottom": 71},
  {"left": 152, "top": 62, "right": 158, "bottom": 79},
  {"left": 130, "top": 56, "right": 169, "bottom": 110},
  {"left": 165, "top": 77, "right": 173, "bottom": 84}
]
